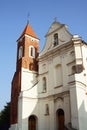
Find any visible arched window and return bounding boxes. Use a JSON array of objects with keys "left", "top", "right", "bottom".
[
  {"left": 42, "top": 77, "right": 47, "bottom": 92},
  {"left": 18, "top": 46, "right": 23, "bottom": 59},
  {"left": 29, "top": 63, "right": 34, "bottom": 70},
  {"left": 29, "top": 46, "right": 35, "bottom": 58},
  {"left": 54, "top": 33, "right": 58, "bottom": 46}
]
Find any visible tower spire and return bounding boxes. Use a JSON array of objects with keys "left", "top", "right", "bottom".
[{"left": 27, "top": 13, "right": 30, "bottom": 24}]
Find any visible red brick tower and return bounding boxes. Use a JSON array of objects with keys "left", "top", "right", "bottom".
[{"left": 10, "top": 22, "right": 39, "bottom": 125}]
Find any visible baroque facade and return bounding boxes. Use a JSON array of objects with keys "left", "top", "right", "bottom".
[{"left": 9, "top": 20, "right": 87, "bottom": 130}]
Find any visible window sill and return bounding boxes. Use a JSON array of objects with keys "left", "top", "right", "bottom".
[
  {"left": 44, "top": 113, "right": 49, "bottom": 116},
  {"left": 42, "top": 90, "right": 47, "bottom": 93},
  {"left": 54, "top": 85, "right": 63, "bottom": 89}
]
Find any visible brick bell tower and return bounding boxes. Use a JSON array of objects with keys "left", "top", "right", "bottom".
[{"left": 10, "top": 22, "right": 39, "bottom": 126}]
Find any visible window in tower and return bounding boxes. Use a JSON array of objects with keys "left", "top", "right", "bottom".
[
  {"left": 18, "top": 46, "right": 23, "bottom": 59},
  {"left": 29, "top": 63, "right": 34, "bottom": 70},
  {"left": 54, "top": 33, "right": 58, "bottom": 46},
  {"left": 42, "top": 77, "right": 47, "bottom": 92},
  {"left": 29, "top": 46, "right": 35, "bottom": 58}
]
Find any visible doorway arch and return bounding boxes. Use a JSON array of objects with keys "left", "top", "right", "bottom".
[
  {"left": 28, "top": 115, "right": 37, "bottom": 130},
  {"left": 56, "top": 109, "right": 64, "bottom": 130}
]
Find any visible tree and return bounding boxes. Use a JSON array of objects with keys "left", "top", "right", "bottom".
[{"left": 0, "top": 102, "right": 10, "bottom": 130}]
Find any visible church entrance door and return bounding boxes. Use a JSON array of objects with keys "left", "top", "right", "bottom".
[
  {"left": 28, "top": 115, "right": 37, "bottom": 130},
  {"left": 57, "top": 109, "right": 64, "bottom": 130}
]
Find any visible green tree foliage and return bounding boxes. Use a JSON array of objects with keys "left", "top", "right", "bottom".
[{"left": 0, "top": 102, "right": 10, "bottom": 129}]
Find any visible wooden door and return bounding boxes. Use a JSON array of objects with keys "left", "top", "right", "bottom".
[
  {"left": 57, "top": 109, "right": 64, "bottom": 130},
  {"left": 29, "top": 116, "right": 36, "bottom": 130}
]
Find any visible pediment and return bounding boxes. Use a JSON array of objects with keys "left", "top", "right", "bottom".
[
  {"left": 40, "top": 21, "right": 73, "bottom": 56},
  {"left": 45, "top": 21, "right": 63, "bottom": 36}
]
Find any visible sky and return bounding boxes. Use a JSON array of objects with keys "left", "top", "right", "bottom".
[{"left": 0, "top": 0, "right": 87, "bottom": 111}]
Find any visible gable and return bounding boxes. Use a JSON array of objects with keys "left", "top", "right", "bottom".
[
  {"left": 45, "top": 21, "right": 63, "bottom": 36},
  {"left": 40, "top": 21, "right": 73, "bottom": 56}
]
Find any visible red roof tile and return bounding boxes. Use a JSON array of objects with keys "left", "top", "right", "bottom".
[{"left": 18, "top": 23, "right": 39, "bottom": 40}]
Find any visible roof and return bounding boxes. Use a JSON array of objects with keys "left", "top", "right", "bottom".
[{"left": 17, "top": 23, "right": 39, "bottom": 41}]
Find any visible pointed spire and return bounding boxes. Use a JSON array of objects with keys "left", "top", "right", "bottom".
[
  {"left": 17, "top": 23, "right": 39, "bottom": 41},
  {"left": 27, "top": 13, "right": 30, "bottom": 24}
]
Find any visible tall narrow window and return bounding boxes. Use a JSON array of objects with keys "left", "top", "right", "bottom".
[
  {"left": 54, "top": 33, "right": 58, "bottom": 46},
  {"left": 45, "top": 104, "right": 49, "bottom": 115},
  {"left": 18, "top": 46, "right": 23, "bottom": 59},
  {"left": 55, "top": 64, "right": 62, "bottom": 87},
  {"left": 29, "top": 46, "right": 35, "bottom": 58},
  {"left": 42, "top": 77, "right": 47, "bottom": 92},
  {"left": 31, "top": 47, "right": 33, "bottom": 57}
]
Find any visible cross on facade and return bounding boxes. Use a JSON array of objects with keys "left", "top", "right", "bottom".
[{"left": 54, "top": 17, "right": 57, "bottom": 22}]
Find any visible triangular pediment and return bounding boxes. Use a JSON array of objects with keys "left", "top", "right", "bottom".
[
  {"left": 40, "top": 21, "right": 73, "bottom": 56},
  {"left": 46, "top": 21, "right": 64, "bottom": 36}
]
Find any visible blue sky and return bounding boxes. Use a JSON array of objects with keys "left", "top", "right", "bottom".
[{"left": 0, "top": 0, "right": 87, "bottom": 111}]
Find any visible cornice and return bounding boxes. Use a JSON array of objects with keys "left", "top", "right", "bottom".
[
  {"left": 39, "top": 41, "right": 73, "bottom": 61},
  {"left": 38, "top": 90, "right": 70, "bottom": 101}
]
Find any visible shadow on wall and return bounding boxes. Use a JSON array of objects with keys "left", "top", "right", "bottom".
[
  {"left": 67, "top": 97, "right": 87, "bottom": 130},
  {"left": 78, "top": 98, "right": 87, "bottom": 130}
]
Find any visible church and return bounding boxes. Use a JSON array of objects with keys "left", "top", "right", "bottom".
[{"left": 9, "top": 20, "right": 87, "bottom": 130}]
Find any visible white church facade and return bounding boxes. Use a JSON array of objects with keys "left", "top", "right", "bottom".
[{"left": 9, "top": 20, "right": 87, "bottom": 130}]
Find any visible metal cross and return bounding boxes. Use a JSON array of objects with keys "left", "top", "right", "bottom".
[{"left": 54, "top": 17, "right": 57, "bottom": 22}]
